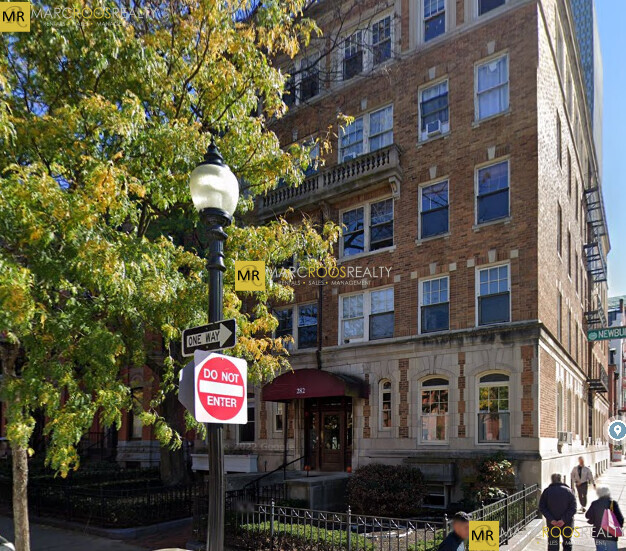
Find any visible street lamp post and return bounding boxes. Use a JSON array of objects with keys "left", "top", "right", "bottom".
[{"left": 189, "top": 141, "right": 239, "bottom": 551}]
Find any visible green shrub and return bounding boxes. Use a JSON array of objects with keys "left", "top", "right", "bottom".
[{"left": 346, "top": 463, "right": 426, "bottom": 517}]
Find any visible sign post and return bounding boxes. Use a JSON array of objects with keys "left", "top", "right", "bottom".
[{"left": 587, "top": 326, "right": 626, "bottom": 342}]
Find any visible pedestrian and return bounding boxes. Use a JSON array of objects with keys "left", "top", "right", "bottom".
[
  {"left": 438, "top": 512, "right": 470, "bottom": 551},
  {"left": 585, "top": 485, "right": 624, "bottom": 551},
  {"left": 571, "top": 456, "right": 595, "bottom": 512},
  {"left": 539, "top": 473, "right": 577, "bottom": 550}
]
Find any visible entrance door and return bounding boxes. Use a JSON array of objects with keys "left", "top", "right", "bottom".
[{"left": 304, "top": 397, "right": 352, "bottom": 471}]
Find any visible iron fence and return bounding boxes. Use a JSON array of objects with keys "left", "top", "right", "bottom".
[
  {"left": 227, "top": 502, "right": 444, "bottom": 551},
  {"left": 464, "top": 484, "right": 540, "bottom": 544}
]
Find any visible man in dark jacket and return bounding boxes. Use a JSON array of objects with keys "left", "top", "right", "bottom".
[
  {"left": 438, "top": 512, "right": 470, "bottom": 551},
  {"left": 539, "top": 473, "right": 577, "bottom": 550},
  {"left": 585, "top": 485, "right": 624, "bottom": 550}
]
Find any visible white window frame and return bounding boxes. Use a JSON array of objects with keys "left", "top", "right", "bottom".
[
  {"left": 339, "top": 286, "right": 394, "bottom": 345},
  {"left": 338, "top": 104, "right": 394, "bottom": 163},
  {"left": 477, "top": 372, "right": 510, "bottom": 445},
  {"left": 474, "top": 53, "right": 509, "bottom": 121},
  {"left": 475, "top": 262, "right": 511, "bottom": 327},
  {"left": 342, "top": 30, "right": 365, "bottom": 81},
  {"left": 371, "top": 14, "right": 394, "bottom": 66},
  {"left": 379, "top": 379, "right": 392, "bottom": 431},
  {"left": 418, "top": 275, "right": 450, "bottom": 334},
  {"left": 419, "top": 377, "right": 450, "bottom": 445},
  {"left": 273, "top": 304, "right": 317, "bottom": 351},
  {"left": 474, "top": 158, "right": 510, "bottom": 226},
  {"left": 418, "top": 78, "right": 450, "bottom": 141},
  {"left": 339, "top": 196, "right": 394, "bottom": 258},
  {"left": 273, "top": 402, "right": 285, "bottom": 433},
  {"left": 282, "top": 53, "right": 321, "bottom": 107},
  {"left": 418, "top": 178, "right": 450, "bottom": 239},
  {"left": 421, "top": 0, "right": 447, "bottom": 43}
]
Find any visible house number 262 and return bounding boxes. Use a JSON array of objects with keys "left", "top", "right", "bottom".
[{"left": 296, "top": 387, "right": 306, "bottom": 395}]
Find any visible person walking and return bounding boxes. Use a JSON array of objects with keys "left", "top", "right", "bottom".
[
  {"left": 571, "top": 456, "right": 595, "bottom": 512},
  {"left": 539, "top": 473, "right": 577, "bottom": 550},
  {"left": 438, "top": 512, "right": 470, "bottom": 551},
  {"left": 585, "top": 485, "right": 624, "bottom": 551}
]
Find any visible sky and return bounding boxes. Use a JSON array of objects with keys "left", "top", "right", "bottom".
[{"left": 596, "top": 0, "right": 626, "bottom": 297}]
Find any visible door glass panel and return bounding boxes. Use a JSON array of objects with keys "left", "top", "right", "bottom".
[{"left": 323, "top": 415, "right": 341, "bottom": 450}]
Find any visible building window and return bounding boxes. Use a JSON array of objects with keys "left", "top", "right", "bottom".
[
  {"left": 557, "top": 382, "right": 563, "bottom": 432},
  {"left": 239, "top": 395, "right": 255, "bottom": 443},
  {"left": 476, "top": 55, "right": 509, "bottom": 120},
  {"left": 476, "top": 160, "right": 509, "bottom": 224},
  {"left": 567, "top": 150, "right": 572, "bottom": 197},
  {"left": 557, "top": 291, "right": 562, "bottom": 342},
  {"left": 568, "top": 307, "right": 572, "bottom": 353},
  {"left": 283, "top": 66, "right": 296, "bottom": 106},
  {"left": 420, "top": 378, "right": 449, "bottom": 442},
  {"left": 274, "top": 403, "right": 284, "bottom": 433},
  {"left": 567, "top": 230, "right": 572, "bottom": 277},
  {"left": 341, "top": 288, "right": 394, "bottom": 343},
  {"left": 424, "top": 0, "right": 445, "bottom": 42},
  {"left": 420, "top": 276, "right": 450, "bottom": 333},
  {"left": 130, "top": 387, "right": 143, "bottom": 440},
  {"left": 342, "top": 198, "right": 394, "bottom": 257},
  {"left": 369, "top": 106, "right": 394, "bottom": 152},
  {"left": 297, "top": 304, "right": 317, "bottom": 349},
  {"left": 380, "top": 380, "right": 392, "bottom": 429},
  {"left": 477, "top": 264, "right": 510, "bottom": 326},
  {"left": 343, "top": 31, "right": 364, "bottom": 80},
  {"left": 342, "top": 293, "right": 364, "bottom": 342},
  {"left": 300, "top": 56, "right": 319, "bottom": 102},
  {"left": 372, "top": 16, "right": 392, "bottom": 65},
  {"left": 339, "top": 106, "right": 394, "bottom": 162},
  {"left": 370, "top": 288, "right": 394, "bottom": 340},
  {"left": 275, "top": 308, "right": 293, "bottom": 341},
  {"left": 424, "top": 485, "right": 447, "bottom": 508},
  {"left": 340, "top": 117, "right": 364, "bottom": 162},
  {"left": 557, "top": 203, "right": 563, "bottom": 255},
  {"left": 420, "top": 180, "right": 449, "bottom": 238},
  {"left": 478, "top": 373, "right": 510, "bottom": 443},
  {"left": 556, "top": 21, "right": 564, "bottom": 76},
  {"left": 419, "top": 80, "right": 449, "bottom": 140},
  {"left": 556, "top": 113, "right": 562, "bottom": 166},
  {"left": 478, "top": 0, "right": 505, "bottom": 16}
]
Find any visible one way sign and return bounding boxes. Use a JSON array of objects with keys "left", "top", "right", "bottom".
[{"left": 182, "top": 319, "right": 237, "bottom": 357}]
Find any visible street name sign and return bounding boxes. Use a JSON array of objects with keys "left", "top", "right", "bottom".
[
  {"left": 194, "top": 353, "right": 247, "bottom": 424},
  {"left": 587, "top": 326, "right": 626, "bottom": 342},
  {"left": 181, "top": 318, "right": 236, "bottom": 357}
]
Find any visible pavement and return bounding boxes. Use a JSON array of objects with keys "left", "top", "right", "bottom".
[{"left": 522, "top": 463, "right": 626, "bottom": 550}]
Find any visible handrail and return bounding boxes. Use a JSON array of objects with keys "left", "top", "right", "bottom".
[{"left": 243, "top": 455, "right": 306, "bottom": 491}]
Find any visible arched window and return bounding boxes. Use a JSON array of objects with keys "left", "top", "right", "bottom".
[
  {"left": 420, "top": 378, "right": 449, "bottom": 443},
  {"left": 478, "top": 373, "right": 510, "bottom": 443},
  {"left": 379, "top": 380, "right": 392, "bottom": 430}
]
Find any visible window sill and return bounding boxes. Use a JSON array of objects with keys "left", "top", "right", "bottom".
[
  {"left": 416, "top": 233, "right": 450, "bottom": 246},
  {"left": 338, "top": 245, "right": 396, "bottom": 263},
  {"left": 418, "top": 441, "right": 449, "bottom": 446},
  {"left": 476, "top": 442, "right": 511, "bottom": 446},
  {"left": 472, "top": 216, "right": 511, "bottom": 231},
  {"left": 476, "top": 320, "right": 512, "bottom": 328},
  {"left": 416, "top": 132, "right": 451, "bottom": 147},
  {"left": 472, "top": 109, "right": 511, "bottom": 128},
  {"left": 419, "top": 327, "right": 451, "bottom": 336}
]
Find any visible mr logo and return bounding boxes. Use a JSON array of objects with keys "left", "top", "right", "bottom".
[
  {"left": 234, "top": 261, "right": 265, "bottom": 291},
  {"left": 468, "top": 521, "right": 499, "bottom": 551},
  {"left": 0, "top": 2, "right": 30, "bottom": 32}
]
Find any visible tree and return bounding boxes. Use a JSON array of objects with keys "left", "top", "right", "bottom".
[{"left": 0, "top": 2, "right": 340, "bottom": 549}]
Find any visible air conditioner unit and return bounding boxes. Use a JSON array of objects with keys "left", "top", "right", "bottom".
[
  {"left": 342, "top": 153, "right": 357, "bottom": 162},
  {"left": 426, "top": 119, "right": 442, "bottom": 136}
]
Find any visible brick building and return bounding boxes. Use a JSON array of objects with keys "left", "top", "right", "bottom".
[{"left": 219, "top": 0, "right": 612, "bottom": 506}]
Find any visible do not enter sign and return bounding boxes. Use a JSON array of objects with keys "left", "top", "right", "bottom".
[{"left": 194, "top": 353, "right": 248, "bottom": 424}]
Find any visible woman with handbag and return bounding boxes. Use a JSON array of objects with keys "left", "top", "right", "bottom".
[{"left": 585, "top": 486, "right": 624, "bottom": 551}]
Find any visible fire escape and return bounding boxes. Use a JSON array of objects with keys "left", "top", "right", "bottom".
[{"left": 584, "top": 181, "right": 609, "bottom": 394}]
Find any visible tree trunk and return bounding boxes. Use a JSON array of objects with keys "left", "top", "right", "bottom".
[
  {"left": 12, "top": 446, "right": 30, "bottom": 551},
  {"left": 159, "top": 389, "right": 190, "bottom": 486},
  {"left": 0, "top": 341, "right": 30, "bottom": 551}
]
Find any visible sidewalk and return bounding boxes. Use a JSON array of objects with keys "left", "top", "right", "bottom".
[{"left": 522, "top": 463, "right": 626, "bottom": 550}]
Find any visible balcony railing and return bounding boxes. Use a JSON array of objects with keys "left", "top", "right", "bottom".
[
  {"left": 589, "top": 366, "right": 609, "bottom": 393},
  {"left": 258, "top": 144, "right": 402, "bottom": 216}
]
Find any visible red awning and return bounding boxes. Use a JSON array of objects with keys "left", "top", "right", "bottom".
[{"left": 262, "top": 369, "right": 368, "bottom": 402}]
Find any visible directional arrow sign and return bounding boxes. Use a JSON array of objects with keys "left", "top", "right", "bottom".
[{"left": 182, "top": 319, "right": 236, "bottom": 357}]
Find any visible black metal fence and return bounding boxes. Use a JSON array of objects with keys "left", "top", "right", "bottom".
[
  {"left": 227, "top": 503, "right": 444, "bottom": 551},
  {"left": 0, "top": 476, "right": 208, "bottom": 528},
  {"left": 460, "top": 485, "right": 540, "bottom": 544}
]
